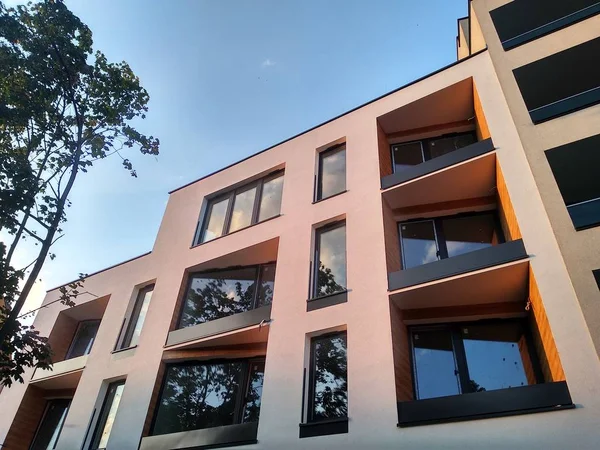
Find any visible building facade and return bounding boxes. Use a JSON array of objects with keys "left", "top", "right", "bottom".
[{"left": 2, "top": 1, "right": 600, "bottom": 449}]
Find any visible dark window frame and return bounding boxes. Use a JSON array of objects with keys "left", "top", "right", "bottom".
[
  {"left": 311, "top": 221, "right": 347, "bottom": 299},
  {"left": 176, "top": 262, "right": 276, "bottom": 330},
  {"left": 195, "top": 170, "right": 284, "bottom": 245},
  {"left": 149, "top": 357, "right": 266, "bottom": 436},
  {"left": 398, "top": 210, "right": 505, "bottom": 270},
  {"left": 315, "top": 143, "right": 347, "bottom": 202},
  {"left": 89, "top": 380, "right": 125, "bottom": 450},
  {"left": 390, "top": 131, "right": 477, "bottom": 174},
  {"left": 29, "top": 398, "right": 71, "bottom": 450},
  {"left": 65, "top": 319, "right": 101, "bottom": 360},
  {"left": 307, "top": 331, "right": 348, "bottom": 424},
  {"left": 408, "top": 319, "right": 545, "bottom": 401},
  {"left": 118, "top": 284, "right": 154, "bottom": 350}
]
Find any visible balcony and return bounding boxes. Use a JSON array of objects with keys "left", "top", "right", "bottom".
[
  {"left": 166, "top": 238, "right": 277, "bottom": 349},
  {"left": 30, "top": 354, "right": 87, "bottom": 390}
]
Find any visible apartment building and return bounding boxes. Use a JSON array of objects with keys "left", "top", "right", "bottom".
[{"left": 1, "top": 1, "right": 600, "bottom": 449}]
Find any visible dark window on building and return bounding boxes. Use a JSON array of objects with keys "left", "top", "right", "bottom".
[
  {"left": 490, "top": 0, "right": 600, "bottom": 50},
  {"left": 30, "top": 399, "right": 70, "bottom": 450},
  {"left": 151, "top": 359, "right": 265, "bottom": 436},
  {"left": 546, "top": 133, "right": 600, "bottom": 230},
  {"left": 391, "top": 132, "right": 477, "bottom": 174},
  {"left": 312, "top": 222, "right": 346, "bottom": 298},
  {"left": 178, "top": 263, "right": 276, "bottom": 329},
  {"left": 66, "top": 319, "right": 100, "bottom": 360},
  {"left": 513, "top": 37, "right": 600, "bottom": 123},
  {"left": 316, "top": 144, "right": 346, "bottom": 201},
  {"left": 411, "top": 321, "right": 542, "bottom": 400},
  {"left": 90, "top": 380, "right": 125, "bottom": 450},
  {"left": 197, "top": 171, "right": 284, "bottom": 244},
  {"left": 120, "top": 284, "right": 154, "bottom": 349},
  {"left": 308, "top": 332, "right": 348, "bottom": 422},
  {"left": 399, "top": 212, "right": 503, "bottom": 269}
]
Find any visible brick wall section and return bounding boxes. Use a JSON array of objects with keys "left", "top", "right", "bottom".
[
  {"left": 48, "top": 313, "right": 78, "bottom": 362},
  {"left": 496, "top": 164, "right": 523, "bottom": 241},
  {"left": 389, "top": 304, "right": 413, "bottom": 402},
  {"left": 3, "top": 386, "right": 46, "bottom": 450},
  {"left": 528, "top": 268, "right": 566, "bottom": 382},
  {"left": 382, "top": 198, "right": 401, "bottom": 274},
  {"left": 377, "top": 122, "right": 392, "bottom": 178}
]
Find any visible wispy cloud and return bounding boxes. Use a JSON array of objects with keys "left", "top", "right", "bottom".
[{"left": 261, "top": 58, "right": 276, "bottom": 68}]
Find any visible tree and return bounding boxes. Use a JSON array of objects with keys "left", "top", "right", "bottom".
[{"left": 0, "top": 0, "right": 159, "bottom": 386}]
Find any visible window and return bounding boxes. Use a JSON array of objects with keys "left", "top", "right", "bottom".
[
  {"left": 399, "top": 212, "right": 502, "bottom": 269},
  {"left": 546, "top": 133, "right": 600, "bottom": 230},
  {"left": 178, "top": 263, "right": 276, "bottom": 329},
  {"left": 411, "top": 321, "right": 541, "bottom": 400},
  {"left": 316, "top": 144, "right": 346, "bottom": 201},
  {"left": 151, "top": 359, "right": 265, "bottom": 436},
  {"left": 66, "top": 320, "right": 100, "bottom": 359},
  {"left": 90, "top": 380, "right": 125, "bottom": 450},
  {"left": 594, "top": 269, "right": 600, "bottom": 291},
  {"left": 120, "top": 284, "right": 154, "bottom": 349},
  {"left": 391, "top": 132, "right": 476, "bottom": 173},
  {"left": 308, "top": 332, "right": 348, "bottom": 422},
  {"left": 30, "top": 399, "right": 70, "bottom": 450},
  {"left": 312, "top": 222, "right": 346, "bottom": 298},
  {"left": 198, "top": 171, "right": 284, "bottom": 243}
]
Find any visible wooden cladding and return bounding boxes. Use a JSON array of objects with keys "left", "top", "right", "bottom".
[
  {"left": 4, "top": 386, "right": 50, "bottom": 450},
  {"left": 389, "top": 305, "right": 413, "bottom": 402},
  {"left": 496, "top": 163, "right": 522, "bottom": 241},
  {"left": 473, "top": 84, "right": 490, "bottom": 141}
]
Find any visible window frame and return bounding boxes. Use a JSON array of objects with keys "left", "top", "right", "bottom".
[
  {"left": 398, "top": 210, "right": 505, "bottom": 270},
  {"left": 65, "top": 319, "right": 101, "bottom": 360},
  {"left": 29, "top": 398, "right": 71, "bottom": 450},
  {"left": 307, "top": 331, "right": 348, "bottom": 423},
  {"left": 149, "top": 357, "right": 266, "bottom": 436},
  {"left": 119, "top": 284, "right": 154, "bottom": 350},
  {"left": 390, "top": 131, "right": 477, "bottom": 174},
  {"left": 89, "top": 380, "right": 125, "bottom": 450},
  {"left": 176, "top": 262, "right": 276, "bottom": 329},
  {"left": 408, "top": 319, "right": 544, "bottom": 401},
  {"left": 196, "top": 170, "right": 284, "bottom": 245},
  {"left": 311, "top": 220, "right": 347, "bottom": 299},
  {"left": 315, "top": 143, "right": 347, "bottom": 202}
]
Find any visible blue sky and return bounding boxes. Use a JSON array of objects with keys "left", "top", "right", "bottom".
[{"left": 7, "top": 0, "right": 467, "bottom": 317}]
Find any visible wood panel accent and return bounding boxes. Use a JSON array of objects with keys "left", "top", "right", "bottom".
[
  {"left": 142, "top": 362, "right": 166, "bottom": 438},
  {"left": 496, "top": 164, "right": 522, "bottom": 240},
  {"left": 382, "top": 198, "right": 401, "bottom": 273},
  {"left": 528, "top": 269, "right": 566, "bottom": 382},
  {"left": 377, "top": 122, "right": 392, "bottom": 178},
  {"left": 402, "top": 302, "right": 525, "bottom": 323},
  {"left": 47, "top": 313, "right": 78, "bottom": 363},
  {"left": 3, "top": 386, "right": 46, "bottom": 450},
  {"left": 389, "top": 304, "right": 413, "bottom": 402},
  {"left": 387, "top": 119, "right": 473, "bottom": 141},
  {"left": 393, "top": 195, "right": 495, "bottom": 219},
  {"left": 473, "top": 83, "right": 490, "bottom": 140}
]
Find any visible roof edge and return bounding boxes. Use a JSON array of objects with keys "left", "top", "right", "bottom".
[
  {"left": 47, "top": 251, "right": 152, "bottom": 293},
  {"left": 168, "top": 47, "right": 489, "bottom": 195}
]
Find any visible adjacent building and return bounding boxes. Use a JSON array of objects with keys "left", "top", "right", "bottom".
[{"left": 1, "top": 1, "right": 600, "bottom": 448}]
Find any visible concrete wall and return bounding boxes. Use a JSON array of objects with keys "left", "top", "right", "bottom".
[{"left": 1, "top": 51, "right": 599, "bottom": 449}]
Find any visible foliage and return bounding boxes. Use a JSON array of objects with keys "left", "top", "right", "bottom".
[
  {"left": 312, "top": 334, "right": 347, "bottom": 420},
  {"left": 0, "top": 0, "right": 159, "bottom": 386},
  {"left": 316, "top": 261, "right": 344, "bottom": 296}
]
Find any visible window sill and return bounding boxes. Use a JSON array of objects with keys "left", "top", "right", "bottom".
[
  {"left": 529, "top": 85, "right": 600, "bottom": 124},
  {"left": 567, "top": 198, "right": 600, "bottom": 231},
  {"left": 307, "top": 290, "right": 348, "bottom": 312},
  {"left": 299, "top": 417, "right": 348, "bottom": 438},
  {"left": 191, "top": 214, "right": 281, "bottom": 249},
  {"left": 111, "top": 345, "right": 137, "bottom": 355},
  {"left": 312, "top": 190, "right": 348, "bottom": 204},
  {"left": 397, "top": 381, "right": 574, "bottom": 427}
]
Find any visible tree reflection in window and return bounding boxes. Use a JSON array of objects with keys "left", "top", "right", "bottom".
[
  {"left": 314, "top": 222, "right": 346, "bottom": 298},
  {"left": 151, "top": 359, "right": 266, "bottom": 436},
  {"left": 178, "top": 264, "right": 276, "bottom": 328},
  {"left": 310, "top": 332, "right": 348, "bottom": 422}
]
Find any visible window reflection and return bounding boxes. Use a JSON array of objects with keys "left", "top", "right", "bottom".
[
  {"left": 319, "top": 146, "right": 346, "bottom": 200},
  {"left": 442, "top": 215, "right": 499, "bottom": 258},
  {"left": 202, "top": 197, "right": 229, "bottom": 242},
  {"left": 315, "top": 224, "right": 346, "bottom": 297},
  {"left": 122, "top": 285, "right": 153, "bottom": 348},
  {"left": 243, "top": 361, "right": 265, "bottom": 423},
  {"left": 90, "top": 381, "right": 125, "bottom": 450},
  {"left": 426, "top": 133, "right": 477, "bottom": 159},
  {"left": 256, "top": 264, "right": 276, "bottom": 308},
  {"left": 259, "top": 175, "right": 284, "bottom": 221},
  {"left": 30, "top": 399, "right": 70, "bottom": 450},
  {"left": 229, "top": 186, "right": 257, "bottom": 233},
  {"left": 66, "top": 320, "right": 100, "bottom": 359},
  {"left": 392, "top": 141, "right": 424, "bottom": 172},
  {"left": 310, "top": 332, "right": 347, "bottom": 421},
  {"left": 400, "top": 221, "right": 439, "bottom": 269}
]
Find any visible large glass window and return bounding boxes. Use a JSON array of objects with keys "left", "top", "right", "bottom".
[
  {"left": 316, "top": 144, "right": 346, "bottom": 201},
  {"left": 30, "top": 399, "right": 70, "bottom": 450},
  {"left": 120, "top": 284, "right": 154, "bottom": 349},
  {"left": 313, "top": 222, "right": 346, "bottom": 298},
  {"left": 90, "top": 380, "right": 125, "bottom": 450},
  {"left": 399, "top": 212, "right": 502, "bottom": 269},
  {"left": 66, "top": 320, "right": 100, "bottom": 360},
  {"left": 198, "top": 171, "right": 284, "bottom": 243},
  {"left": 391, "top": 132, "right": 477, "bottom": 173},
  {"left": 151, "top": 359, "right": 265, "bottom": 436},
  {"left": 178, "top": 263, "right": 276, "bottom": 329},
  {"left": 308, "top": 332, "right": 348, "bottom": 422},
  {"left": 411, "top": 321, "right": 541, "bottom": 400}
]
